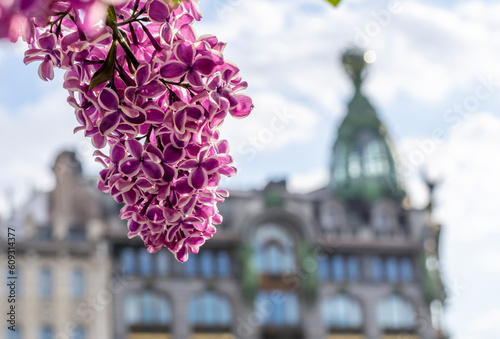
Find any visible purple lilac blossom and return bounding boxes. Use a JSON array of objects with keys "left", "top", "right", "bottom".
[{"left": 8, "top": 0, "right": 254, "bottom": 262}]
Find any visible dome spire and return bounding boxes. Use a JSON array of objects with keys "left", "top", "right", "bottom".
[
  {"left": 342, "top": 47, "right": 368, "bottom": 90},
  {"left": 330, "top": 48, "right": 404, "bottom": 202}
]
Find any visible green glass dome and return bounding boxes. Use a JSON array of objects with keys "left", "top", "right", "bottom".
[{"left": 330, "top": 49, "right": 405, "bottom": 202}]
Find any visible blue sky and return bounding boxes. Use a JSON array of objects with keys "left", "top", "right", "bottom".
[{"left": 1, "top": 0, "right": 500, "bottom": 337}]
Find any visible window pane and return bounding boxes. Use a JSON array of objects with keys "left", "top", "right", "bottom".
[
  {"left": 267, "top": 245, "right": 282, "bottom": 275},
  {"left": 184, "top": 253, "right": 197, "bottom": 277},
  {"left": 348, "top": 152, "right": 361, "bottom": 178},
  {"left": 189, "top": 292, "right": 231, "bottom": 327},
  {"left": 253, "top": 224, "right": 296, "bottom": 275},
  {"left": 257, "top": 292, "right": 299, "bottom": 326},
  {"left": 126, "top": 292, "right": 171, "bottom": 326},
  {"left": 6, "top": 327, "right": 20, "bottom": 339},
  {"left": 125, "top": 295, "right": 139, "bottom": 325},
  {"left": 157, "top": 296, "right": 171, "bottom": 325},
  {"left": 200, "top": 250, "right": 214, "bottom": 278},
  {"left": 400, "top": 257, "right": 414, "bottom": 282},
  {"left": 142, "top": 292, "right": 153, "bottom": 324},
  {"left": 156, "top": 250, "right": 170, "bottom": 277},
  {"left": 377, "top": 294, "right": 415, "bottom": 329},
  {"left": 72, "top": 326, "right": 85, "bottom": 339},
  {"left": 371, "top": 256, "right": 383, "bottom": 282},
  {"left": 332, "top": 255, "right": 345, "bottom": 281},
  {"left": 121, "top": 248, "right": 135, "bottom": 275},
  {"left": 40, "top": 326, "right": 54, "bottom": 339},
  {"left": 347, "top": 256, "right": 360, "bottom": 282},
  {"left": 322, "top": 294, "right": 362, "bottom": 328},
  {"left": 318, "top": 255, "right": 329, "bottom": 281},
  {"left": 139, "top": 249, "right": 153, "bottom": 276},
  {"left": 386, "top": 256, "right": 399, "bottom": 282},
  {"left": 71, "top": 270, "right": 85, "bottom": 298},
  {"left": 39, "top": 269, "right": 52, "bottom": 298},
  {"left": 283, "top": 293, "right": 300, "bottom": 325},
  {"left": 217, "top": 251, "right": 231, "bottom": 278}
]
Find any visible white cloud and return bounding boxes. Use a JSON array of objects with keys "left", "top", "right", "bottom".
[{"left": 288, "top": 167, "right": 329, "bottom": 193}]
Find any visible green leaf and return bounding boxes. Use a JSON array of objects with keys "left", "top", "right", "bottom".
[
  {"left": 325, "top": 0, "right": 342, "bottom": 6},
  {"left": 89, "top": 39, "right": 117, "bottom": 90}
]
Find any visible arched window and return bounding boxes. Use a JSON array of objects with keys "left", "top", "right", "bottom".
[
  {"left": 400, "top": 257, "right": 414, "bottom": 282},
  {"left": 189, "top": 291, "right": 232, "bottom": 327},
  {"left": 257, "top": 291, "right": 300, "bottom": 326},
  {"left": 377, "top": 294, "right": 415, "bottom": 329},
  {"left": 120, "top": 248, "right": 135, "bottom": 275},
  {"left": 254, "top": 224, "right": 296, "bottom": 275},
  {"left": 322, "top": 294, "right": 363, "bottom": 329},
  {"left": 125, "top": 291, "right": 171, "bottom": 326}
]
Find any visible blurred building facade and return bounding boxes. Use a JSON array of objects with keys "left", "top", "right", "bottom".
[{"left": 0, "top": 49, "right": 446, "bottom": 339}]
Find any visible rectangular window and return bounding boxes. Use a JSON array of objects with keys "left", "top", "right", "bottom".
[
  {"left": 71, "top": 269, "right": 85, "bottom": 298},
  {"left": 370, "top": 256, "right": 384, "bottom": 282},
  {"left": 385, "top": 256, "right": 399, "bottom": 283},
  {"left": 332, "top": 255, "right": 345, "bottom": 282},
  {"left": 347, "top": 255, "right": 360, "bottom": 282},
  {"left": 217, "top": 251, "right": 231, "bottom": 278},
  {"left": 39, "top": 268, "right": 52, "bottom": 298},
  {"left": 156, "top": 251, "right": 170, "bottom": 277},
  {"left": 139, "top": 249, "right": 153, "bottom": 276},
  {"left": 121, "top": 248, "right": 136, "bottom": 275},
  {"left": 318, "top": 255, "right": 330, "bottom": 282}
]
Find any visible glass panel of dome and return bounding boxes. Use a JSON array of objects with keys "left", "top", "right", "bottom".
[
  {"left": 348, "top": 152, "right": 362, "bottom": 178},
  {"left": 334, "top": 143, "right": 347, "bottom": 181},
  {"left": 364, "top": 140, "right": 389, "bottom": 176}
]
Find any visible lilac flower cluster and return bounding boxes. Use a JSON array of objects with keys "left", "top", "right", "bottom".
[{"left": 18, "top": 0, "right": 253, "bottom": 262}]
